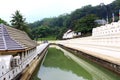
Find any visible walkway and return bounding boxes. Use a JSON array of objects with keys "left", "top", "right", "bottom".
[
  {"left": 55, "top": 36, "right": 120, "bottom": 65},
  {"left": 20, "top": 43, "right": 49, "bottom": 80}
]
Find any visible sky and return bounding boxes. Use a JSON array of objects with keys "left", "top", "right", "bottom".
[{"left": 0, "top": 0, "right": 114, "bottom": 23}]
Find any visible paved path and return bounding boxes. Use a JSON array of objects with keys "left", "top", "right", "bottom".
[
  {"left": 20, "top": 43, "right": 49, "bottom": 80},
  {"left": 55, "top": 39, "right": 120, "bottom": 65}
]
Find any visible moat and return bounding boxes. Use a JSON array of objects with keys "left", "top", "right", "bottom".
[{"left": 37, "top": 45, "right": 120, "bottom": 80}]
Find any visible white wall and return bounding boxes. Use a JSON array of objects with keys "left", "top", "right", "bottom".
[
  {"left": 0, "top": 43, "right": 49, "bottom": 80},
  {"left": 92, "top": 22, "right": 120, "bottom": 37}
]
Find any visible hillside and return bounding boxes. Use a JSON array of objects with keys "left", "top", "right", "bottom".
[{"left": 22, "top": 0, "right": 120, "bottom": 39}]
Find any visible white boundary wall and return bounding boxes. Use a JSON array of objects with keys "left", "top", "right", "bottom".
[{"left": 0, "top": 43, "right": 49, "bottom": 80}]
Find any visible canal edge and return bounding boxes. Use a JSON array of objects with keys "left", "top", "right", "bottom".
[
  {"left": 57, "top": 44, "right": 120, "bottom": 76},
  {"left": 19, "top": 44, "right": 49, "bottom": 80}
]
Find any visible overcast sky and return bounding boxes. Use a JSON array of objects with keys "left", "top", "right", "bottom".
[{"left": 0, "top": 0, "right": 114, "bottom": 23}]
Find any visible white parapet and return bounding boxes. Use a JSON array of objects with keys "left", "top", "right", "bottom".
[
  {"left": 56, "top": 21, "right": 120, "bottom": 64},
  {"left": 92, "top": 21, "right": 120, "bottom": 37},
  {"left": 0, "top": 43, "right": 49, "bottom": 80},
  {"left": 55, "top": 36, "right": 120, "bottom": 65}
]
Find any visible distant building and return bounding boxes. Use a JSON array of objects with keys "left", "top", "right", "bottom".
[
  {"left": 62, "top": 29, "right": 81, "bottom": 39},
  {"left": 95, "top": 19, "right": 107, "bottom": 25}
]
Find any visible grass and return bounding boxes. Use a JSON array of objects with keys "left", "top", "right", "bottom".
[{"left": 38, "top": 36, "right": 56, "bottom": 41}]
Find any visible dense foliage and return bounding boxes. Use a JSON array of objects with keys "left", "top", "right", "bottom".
[
  {"left": 0, "top": 18, "right": 8, "bottom": 25},
  {"left": 1, "top": 0, "right": 120, "bottom": 40},
  {"left": 74, "top": 14, "right": 98, "bottom": 36},
  {"left": 10, "top": 11, "right": 28, "bottom": 31},
  {"left": 29, "top": 0, "right": 120, "bottom": 40},
  {"left": 10, "top": 10, "right": 32, "bottom": 39}
]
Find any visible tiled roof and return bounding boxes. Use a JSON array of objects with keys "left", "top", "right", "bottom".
[{"left": 0, "top": 24, "right": 37, "bottom": 51}]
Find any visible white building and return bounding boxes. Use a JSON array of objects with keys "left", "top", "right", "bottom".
[
  {"left": 95, "top": 19, "right": 107, "bottom": 25},
  {"left": 62, "top": 29, "right": 81, "bottom": 39},
  {"left": 0, "top": 24, "right": 38, "bottom": 80}
]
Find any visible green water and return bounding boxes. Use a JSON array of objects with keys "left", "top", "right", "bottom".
[{"left": 38, "top": 46, "right": 120, "bottom": 80}]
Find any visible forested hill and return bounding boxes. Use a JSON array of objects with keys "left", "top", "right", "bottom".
[{"left": 29, "top": 0, "right": 120, "bottom": 40}]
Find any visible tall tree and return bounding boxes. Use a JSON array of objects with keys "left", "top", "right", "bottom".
[
  {"left": 10, "top": 10, "right": 32, "bottom": 38},
  {"left": 74, "top": 14, "right": 98, "bottom": 35},
  {"left": 10, "top": 10, "right": 27, "bottom": 31}
]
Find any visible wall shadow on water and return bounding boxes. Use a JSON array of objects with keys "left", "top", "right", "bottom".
[
  {"left": 43, "top": 47, "right": 92, "bottom": 80},
  {"left": 39, "top": 46, "right": 120, "bottom": 80}
]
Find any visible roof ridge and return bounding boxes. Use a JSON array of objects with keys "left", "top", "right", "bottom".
[
  {"left": 1, "top": 24, "right": 7, "bottom": 49},
  {"left": 0, "top": 24, "right": 24, "bottom": 51},
  {"left": 0, "top": 24, "right": 37, "bottom": 51}
]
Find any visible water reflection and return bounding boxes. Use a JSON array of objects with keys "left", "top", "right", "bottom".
[
  {"left": 38, "top": 45, "right": 120, "bottom": 80},
  {"left": 38, "top": 66, "right": 88, "bottom": 80}
]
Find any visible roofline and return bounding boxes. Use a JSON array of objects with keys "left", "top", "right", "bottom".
[
  {"left": 0, "top": 46, "right": 37, "bottom": 52},
  {"left": 25, "top": 46, "right": 37, "bottom": 51},
  {"left": 0, "top": 49, "right": 25, "bottom": 53}
]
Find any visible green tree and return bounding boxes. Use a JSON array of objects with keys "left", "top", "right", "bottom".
[
  {"left": 56, "top": 27, "right": 67, "bottom": 40},
  {"left": 10, "top": 10, "right": 32, "bottom": 38},
  {"left": 74, "top": 14, "right": 98, "bottom": 36},
  {"left": 29, "top": 0, "right": 120, "bottom": 39},
  {"left": 10, "top": 10, "right": 27, "bottom": 31},
  {"left": 0, "top": 18, "right": 8, "bottom": 25}
]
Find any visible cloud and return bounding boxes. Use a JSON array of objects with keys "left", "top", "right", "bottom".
[{"left": 0, "top": 0, "right": 114, "bottom": 23}]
